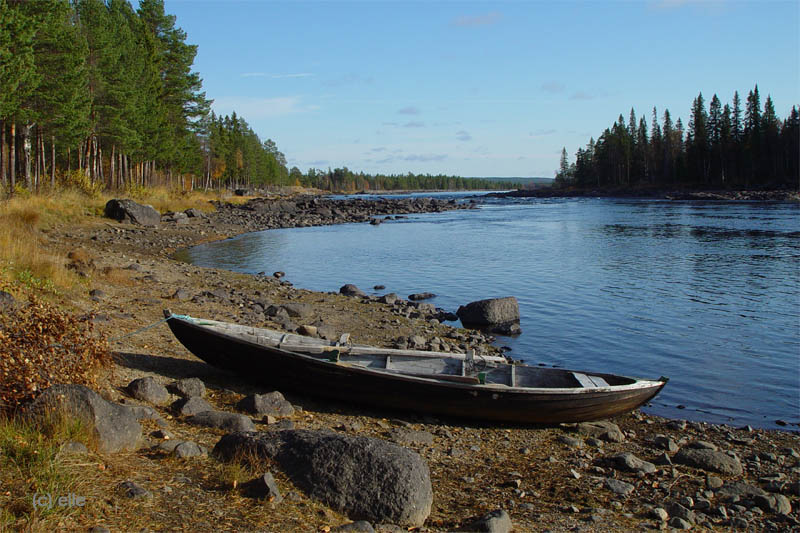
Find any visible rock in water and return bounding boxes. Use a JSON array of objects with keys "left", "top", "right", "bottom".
[
  {"left": 456, "top": 297, "right": 521, "bottom": 334},
  {"left": 25, "top": 384, "right": 141, "bottom": 453},
  {"left": 104, "top": 199, "right": 160, "bottom": 226},
  {"left": 213, "top": 429, "right": 432, "bottom": 526}
]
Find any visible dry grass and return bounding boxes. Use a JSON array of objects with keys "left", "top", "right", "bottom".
[
  {"left": 0, "top": 412, "right": 102, "bottom": 532},
  {"left": 0, "top": 186, "right": 247, "bottom": 296}
]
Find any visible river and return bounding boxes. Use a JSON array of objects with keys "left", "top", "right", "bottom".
[{"left": 177, "top": 193, "right": 800, "bottom": 430}]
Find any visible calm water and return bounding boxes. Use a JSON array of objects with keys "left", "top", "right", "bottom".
[{"left": 177, "top": 195, "right": 800, "bottom": 429}]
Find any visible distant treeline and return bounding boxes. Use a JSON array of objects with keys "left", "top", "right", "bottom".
[
  {"left": 292, "top": 167, "right": 519, "bottom": 192},
  {"left": 555, "top": 86, "right": 799, "bottom": 190}
]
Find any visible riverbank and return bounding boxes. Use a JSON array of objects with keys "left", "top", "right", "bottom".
[
  {"left": 487, "top": 188, "right": 800, "bottom": 202},
  {"left": 3, "top": 192, "right": 798, "bottom": 531}
]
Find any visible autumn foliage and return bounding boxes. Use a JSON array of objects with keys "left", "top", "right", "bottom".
[{"left": 0, "top": 299, "right": 111, "bottom": 411}]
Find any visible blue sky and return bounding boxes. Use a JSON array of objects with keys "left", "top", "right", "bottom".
[{"left": 165, "top": 0, "right": 799, "bottom": 178}]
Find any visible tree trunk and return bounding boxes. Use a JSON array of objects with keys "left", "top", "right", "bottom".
[
  {"left": 98, "top": 144, "right": 104, "bottom": 186},
  {"left": 0, "top": 120, "right": 5, "bottom": 189},
  {"left": 9, "top": 122, "right": 15, "bottom": 193},
  {"left": 51, "top": 136, "right": 56, "bottom": 189},
  {"left": 110, "top": 145, "right": 115, "bottom": 189},
  {"left": 22, "top": 123, "right": 32, "bottom": 189}
]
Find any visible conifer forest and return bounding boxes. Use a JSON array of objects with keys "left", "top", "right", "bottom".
[{"left": 555, "top": 87, "right": 798, "bottom": 190}]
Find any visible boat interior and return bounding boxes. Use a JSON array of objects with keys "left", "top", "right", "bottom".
[{"left": 173, "top": 315, "right": 636, "bottom": 389}]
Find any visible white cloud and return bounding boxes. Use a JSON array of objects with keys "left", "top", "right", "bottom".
[
  {"left": 398, "top": 106, "right": 421, "bottom": 115},
  {"left": 271, "top": 73, "right": 314, "bottom": 79},
  {"left": 212, "top": 96, "right": 317, "bottom": 118},
  {"left": 241, "top": 72, "right": 267, "bottom": 78},
  {"left": 456, "top": 130, "right": 472, "bottom": 141},
  {"left": 403, "top": 121, "right": 425, "bottom": 128}
]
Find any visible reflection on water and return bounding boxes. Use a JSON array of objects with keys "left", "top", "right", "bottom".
[{"left": 179, "top": 198, "right": 800, "bottom": 429}]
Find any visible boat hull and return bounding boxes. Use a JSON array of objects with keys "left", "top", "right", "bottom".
[{"left": 165, "top": 316, "right": 666, "bottom": 424}]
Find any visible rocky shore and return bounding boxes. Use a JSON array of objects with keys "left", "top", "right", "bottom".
[{"left": 18, "top": 193, "right": 800, "bottom": 532}]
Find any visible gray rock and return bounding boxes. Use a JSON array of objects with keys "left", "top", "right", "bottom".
[
  {"left": 557, "top": 435, "right": 584, "bottom": 448},
  {"left": 653, "top": 434, "right": 678, "bottom": 452},
  {"left": 213, "top": 429, "right": 432, "bottom": 526},
  {"left": 242, "top": 472, "right": 283, "bottom": 503},
  {"left": 0, "top": 290, "right": 16, "bottom": 310},
  {"left": 706, "top": 475, "right": 724, "bottom": 489},
  {"left": 117, "top": 480, "right": 152, "bottom": 499},
  {"left": 173, "top": 441, "right": 204, "bottom": 458},
  {"left": 408, "top": 335, "right": 427, "bottom": 349},
  {"left": 456, "top": 297, "right": 520, "bottom": 327},
  {"left": 459, "top": 509, "right": 512, "bottom": 533},
  {"left": 184, "top": 208, "right": 206, "bottom": 218},
  {"left": 717, "top": 482, "right": 768, "bottom": 501},
  {"left": 379, "top": 293, "right": 398, "bottom": 305},
  {"left": 124, "top": 404, "right": 163, "bottom": 422},
  {"left": 170, "top": 288, "right": 191, "bottom": 301},
  {"left": 171, "top": 396, "right": 213, "bottom": 416},
  {"left": 25, "top": 384, "right": 141, "bottom": 454},
  {"left": 650, "top": 507, "right": 669, "bottom": 521},
  {"left": 157, "top": 440, "right": 182, "bottom": 453},
  {"left": 332, "top": 521, "right": 375, "bottom": 532},
  {"left": 281, "top": 303, "right": 313, "bottom": 319},
  {"left": 669, "top": 517, "right": 692, "bottom": 529},
  {"left": 104, "top": 199, "right": 160, "bottom": 226},
  {"left": 186, "top": 411, "right": 255, "bottom": 432},
  {"left": 408, "top": 292, "right": 436, "bottom": 301},
  {"left": 89, "top": 527, "right": 111, "bottom": 533},
  {"left": 340, "top": 284, "right": 366, "bottom": 297},
  {"left": 754, "top": 494, "right": 792, "bottom": 515},
  {"left": 574, "top": 421, "right": 625, "bottom": 443},
  {"left": 605, "top": 478, "right": 635, "bottom": 496},
  {"left": 237, "top": 391, "right": 295, "bottom": 417},
  {"left": 609, "top": 452, "right": 656, "bottom": 474},
  {"left": 167, "top": 378, "right": 206, "bottom": 398},
  {"left": 668, "top": 502, "right": 696, "bottom": 524},
  {"left": 126, "top": 377, "right": 169, "bottom": 406},
  {"left": 674, "top": 448, "right": 743, "bottom": 475}
]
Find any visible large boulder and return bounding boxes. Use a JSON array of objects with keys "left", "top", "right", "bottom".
[
  {"left": 104, "top": 199, "right": 160, "bottom": 226},
  {"left": 456, "top": 297, "right": 521, "bottom": 334},
  {"left": 25, "top": 384, "right": 141, "bottom": 453},
  {"left": 213, "top": 429, "right": 432, "bottom": 526}
]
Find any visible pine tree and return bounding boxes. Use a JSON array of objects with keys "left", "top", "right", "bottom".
[{"left": 0, "top": 1, "right": 38, "bottom": 190}]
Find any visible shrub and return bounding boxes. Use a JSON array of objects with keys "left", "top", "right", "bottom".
[
  {"left": 59, "top": 170, "right": 103, "bottom": 198},
  {"left": 0, "top": 299, "right": 111, "bottom": 412}
]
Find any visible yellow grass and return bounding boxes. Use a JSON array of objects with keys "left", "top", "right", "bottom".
[{"left": 0, "top": 185, "right": 246, "bottom": 297}]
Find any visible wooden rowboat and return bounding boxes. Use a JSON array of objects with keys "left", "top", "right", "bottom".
[{"left": 163, "top": 311, "right": 668, "bottom": 424}]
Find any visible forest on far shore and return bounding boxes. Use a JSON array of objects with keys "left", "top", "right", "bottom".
[{"left": 555, "top": 86, "right": 799, "bottom": 191}]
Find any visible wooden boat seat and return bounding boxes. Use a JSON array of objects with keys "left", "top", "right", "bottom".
[{"left": 572, "top": 372, "right": 610, "bottom": 388}]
